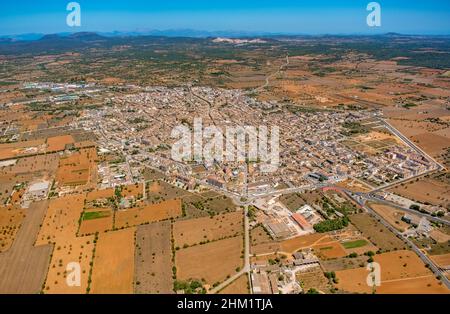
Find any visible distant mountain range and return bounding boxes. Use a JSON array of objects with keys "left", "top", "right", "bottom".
[
  {"left": 2, "top": 29, "right": 447, "bottom": 42},
  {"left": 0, "top": 29, "right": 281, "bottom": 42}
]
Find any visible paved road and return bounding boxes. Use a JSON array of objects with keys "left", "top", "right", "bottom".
[
  {"left": 366, "top": 204, "right": 450, "bottom": 289},
  {"left": 368, "top": 119, "right": 445, "bottom": 193},
  {"left": 381, "top": 118, "right": 445, "bottom": 170},
  {"left": 362, "top": 194, "right": 450, "bottom": 226}
]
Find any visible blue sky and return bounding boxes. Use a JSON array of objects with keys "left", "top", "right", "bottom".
[{"left": 1, "top": 0, "right": 449, "bottom": 36}]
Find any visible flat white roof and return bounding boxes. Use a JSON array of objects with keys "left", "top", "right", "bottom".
[
  {"left": 28, "top": 181, "right": 50, "bottom": 192},
  {"left": 0, "top": 159, "right": 17, "bottom": 167}
]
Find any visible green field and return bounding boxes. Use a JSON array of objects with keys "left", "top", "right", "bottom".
[
  {"left": 82, "top": 211, "right": 111, "bottom": 220},
  {"left": 342, "top": 239, "right": 368, "bottom": 249}
]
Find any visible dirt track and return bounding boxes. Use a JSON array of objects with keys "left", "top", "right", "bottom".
[{"left": 0, "top": 201, "right": 53, "bottom": 293}]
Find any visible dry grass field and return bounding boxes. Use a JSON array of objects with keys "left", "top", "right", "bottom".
[
  {"left": 86, "top": 188, "right": 114, "bottom": 202},
  {"left": 313, "top": 241, "right": 348, "bottom": 260},
  {"left": 296, "top": 266, "right": 331, "bottom": 293},
  {"left": 350, "top": 213, "right": 406, "bottom": 252},
  {"left": 430, "top": 253, "right": 450, "bottom": 268},
  {"left": 122, "top": 183, "right": 143, "bottom": 198},
  {"left": 250, "top": 233, "right": 348, "bottom": 259},
  {"left": 56, "top": 148, "right": 97, "bottom": 187},
  {"left": 115, "top": 199, "right": 182, "bottom": 229},
  {"left": 411, "top": 133, "right": 450, "bottom": 158},
  {"left": 0, "top": 201, "right": 53, "bottom": 293},
  {"left": 390, "top": 178, "right": 450, "bottom": 208},
  {"left": 134, "top": 221, "right": 173, "bottom": 294},
  {"left": 250, "top": 225, "right": 273, "bottom": 247},
  {"left": 0, "top": 154, "right": 59, "bottom": 203},
  {"left": 78, "top": 210, "right": 113, "bottom": 236},
  {"left": 175, "top": 236, "right": 243, "bottom": 287},
  {"left": 336, "top": 250, "right": 449, "bottom": 294},
  {"left": 0, "top": 139, "right": 46, "bottom": 160},
  {"left": 0, "top": 206, "right": 25, "bottom": 252},
  {"left": 218, "top": 274, "right": 249, "bottom": 294},
  {"left": 146, "top": 180, "right": 191, "bottom": 204},
  {"left": 369, "top": 203, "right": 410, "bottom": 232},
  {"left": 430, "top": 229, "right": 450, "bottom": 243},
  {"left": 251, "top": 233, "right": 327, "bottom": 256},
  {"left": 280, "top": 233, "right": 328, "bottom": 253},
  {"left": 36, "top": 194, "right": 85, "bottom": 245},
  {"left": 43, "top": 236, "right": 95, "bottom": 294},
  {"left": 321, "top": 256, "right": 369, "bottom": 272},
  {"left": 173, "top": 210, "right": 243, "bottom": 247},
  {"left": 46, "top": 135, "right": 74, "bottom": 152},
  {"left": 91, "top": 228, "right": 136, "bottom": 294}
]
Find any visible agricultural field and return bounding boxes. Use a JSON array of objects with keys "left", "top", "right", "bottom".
[
  {"left": 336, "top": 250, "right": 449, "bottom": 294},
  {"left": 296, "top": 266, "right": 331, "bottom": 293},
  {"left": 182, "top": 192, "right": 238, "bottom": 217},
  {"left": 36, "top": 194, "right": 85, "bottom": 245},
  {"left": 175, "top": 236, "right": 243, "bottom": 288},
  {"left": 349, "top": 213, "right": 407, "bottom": 252},
  {"left": 115, "top": 199, "right": 182, "bottom": 229},
  {"left": 413, "top": 237, "right": 450, "bottom": 256},
  {"left": 0, "top": 201, "right": 53, "bottom": 293},
  {"left": 430, "top": 253, "right": 450, "bottom": 268},
  {"left": 0, "top": 153, "right": 59, "bottom": 203},
  {"left": 134, "top": 221, "right": 173, "bottom": 294},
  {"left": 390, "top": 177, "right": 450, "bottom": 209},
  {"left": 78, "top": 208, "right": 113, "bottom": 236},
  {"left": 313, "top": 241, "right": 347, "bottom": 260},
  {"left": 0, "top": 206, "right": 25, "bottom": 252},
  {"left": 146, "top": 180, "right": 190, "bottom": 204},
  {"left": 86, "top": 188, "right": 114, "bottom": 202},
  {"left": 43, "top": 236, "right": 95, "bottom": 294},
  {"left": 121, "top": 183, "right": 144, "bottom": 198},
  {"left": 411, "top": 132, "right": 450, "bottom": 159},
  {"left": 218, "top": 274, "right": 249, "bottom": 294},
  {"left": 0, "top": 139, "right": 46, "bottom": 160},
  {"left": 46, "top": 135, "right": 74, "bottom": 152},
  {"left": 250, "top": 225, "right": 273, "bottom": 247},
  {"left": 55, "top": 148, "right": 97, "bottom": 188},
  {"left": 369, "top": 203, "right": 410, "bottom": 232},
  {"left": 321, "top": 256, "right": 369, "bottom": 272},
  {"left": 173, "top": 210, "right": 243, "bottom": 247},
  {"left": 250, "top": 233, "right": 348, "bottom": 258},
  {"left": 279, "top": 193, "right": 306, "bottom": 211},
  {"left": 280, "top": 233, "right": 330, "bottom": 254},
  {"left": 90, "top": 228, "right": 136, "bottom": 294}
]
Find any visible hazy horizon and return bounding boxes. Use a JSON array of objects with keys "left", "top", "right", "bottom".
[{"left": 1, "top": 0, "right": 450, "bottom": 37}]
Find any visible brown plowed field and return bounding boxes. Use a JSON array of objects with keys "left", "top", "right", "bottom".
[
  {"left": 176, "top": 236, "right": 243, "bottom": 287},
  {"left": 173, "top": 210, "right": 243, "bottom": 247},
  {"left": 134, "top": 221, "right": 173, "bottom": 294},
  {"left": 0, "top": 201, "right": 53, "bottom": 293},
  {"left": 91, "top": 228, "right": 135, "bottom": 294}
]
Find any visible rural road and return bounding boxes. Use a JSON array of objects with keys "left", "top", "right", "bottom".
[
  {"left": 361, "top": 194, "right": 450, "bottom": 226},
  {"left": 248, "top": 55, "right": 290, "bottom": 94},
  {"left": 209, "top": 205, "right": 250, "bottom": 294}
]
